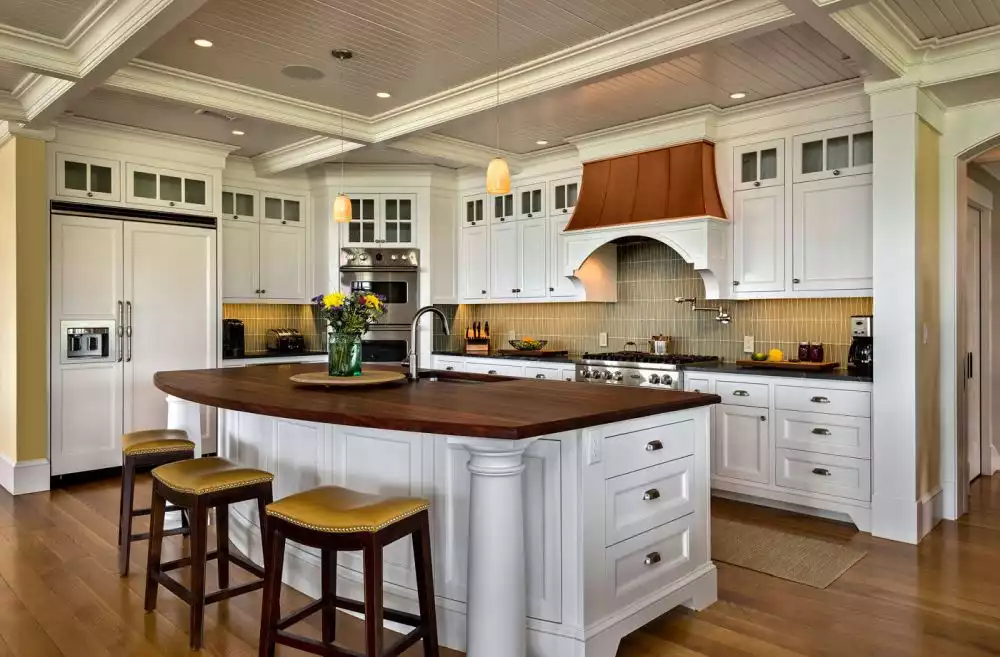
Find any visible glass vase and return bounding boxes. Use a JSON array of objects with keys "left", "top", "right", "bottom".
[{"left": 328, "top": 333, "right": 363, "bottom": 377}]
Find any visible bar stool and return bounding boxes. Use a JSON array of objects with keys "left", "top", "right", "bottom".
[
  {"left": 144, "top": 457, "right": 274, "bottom": 650},
  {"left": 259, "top": 486, "right": 439, "bottom": 657},
  {"left": 118, "top": 429, "right": 195, "bottom": 576}
]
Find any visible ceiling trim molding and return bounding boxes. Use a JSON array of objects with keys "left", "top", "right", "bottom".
[
  {"left": 57, "top": 115, "right": 239, "bottom": 156},
  {"left": 251, "top": 136, "right": 365, "bottom": 177},
  {"left": 17, "top": 75, "right": 74, "bottom": 122},
  {"left": 0, "top": 92, "right": 25, "bottom": 122},
  {"left": 392, "top": 134, "right": 524, "bottom": 172},
  {"left": 64, "top": 0, "right": 118, "bottom": 48},
  {"left": 0, "top": 28, "right": 78, "bottom": 78},
  {"left": 828, "top": 2, "right": 916, "bottom": 78}
]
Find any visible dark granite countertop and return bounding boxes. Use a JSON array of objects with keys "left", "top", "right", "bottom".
[
  {"left": 432, "top": 350, "right": 577, "bottom": 364},
  {"left": 224, "top": 351, "right": 328, "bottom": 361},
  {"left": 684, "top": 361, "right": 873, "bottom": 383}
]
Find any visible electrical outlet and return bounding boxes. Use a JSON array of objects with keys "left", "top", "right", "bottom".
[
  {"left": 599, "top": 332, "right": 608, "bottom": 347},
  {"left": 743, "top": 335, "right": 755, "bottom": 354}
]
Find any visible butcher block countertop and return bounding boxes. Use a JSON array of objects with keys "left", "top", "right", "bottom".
[{"left": 155, "top": 363, "right": 720, "bottom": 440}]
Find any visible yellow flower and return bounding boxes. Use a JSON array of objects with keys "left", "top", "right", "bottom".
[
  {"left": 323, "top": 292, "right": 346, "bottom": 309},
  {"left": 364, "top": 294, "right": 382, "bottom": 309}
]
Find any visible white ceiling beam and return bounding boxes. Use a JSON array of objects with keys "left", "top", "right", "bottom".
[
  {"left": 0, "top": 28, "right": 78, "bottom": 79},
  {"left": 251, "top": 136, "right": 366, "bottom": 177},
  {"left": 391, "top": 134, "right": 524, "bottom": 173},
  {"left": 0, "top": 91, "right": 26, "bottom": 122}
]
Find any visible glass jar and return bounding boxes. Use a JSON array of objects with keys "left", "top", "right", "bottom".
[
  {"left": 809, "top": 342, "right": 824, "bottom": 363},
  {"left": 328, "top": 332, "right": 363, "bottom": 377},
  {"left": 797, "top": 342, "right": 810, "bottom": 362}
]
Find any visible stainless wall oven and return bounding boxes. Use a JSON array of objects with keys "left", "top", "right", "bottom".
[{"left": 340, "top": 247, "right": 419, "bottom": 362}]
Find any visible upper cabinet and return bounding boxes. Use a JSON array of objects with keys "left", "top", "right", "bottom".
[
  {"left": 342, "top": 193, "right": 416, "bottom": 246},
  {"left": 56, "top": 153, "right": 120, "bottom": 202},
  {"left": 262, "top": 192, "right": 305, "bottom": 227},
  {"left": 549, "top": 177, "right": 579, "bottom": 216},
  {"left": 126, "top": 163, "right": 213, "bottom": 213},
  {"left": 732, "top": 186, "right": 785, "bottom": 294},
  {"left": 792, "top": 124, "right": 873, "bottom": 183},
  {"left": 517, "top": 184, "right": 545, "bottom": 220},
  {"left": 734, "top": 140, "right": 783, "bottom": 191},
  {"left": 491, "top": 192, "right": 515, "bottom": 224},
  {"left": 222, "top": 187, "right": 259, "bottom": 222},
  {"left": 464, "top": 194, "right": 486, "bottom": 228}
]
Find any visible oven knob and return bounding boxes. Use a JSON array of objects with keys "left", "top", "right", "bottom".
[
  {"left": 613, "top": 371, "right": 623, "bottom": 382},
  {"left": 347, "top": 254, "right": 355, "bottom": 261},
  {"left": 602, "top": 371, "right": 614, "bottom": 381},
  {"left": 582, "top": 370, "right": 592, "bottom": 379},
  {"left": 648, "top": 374, "right": 660, "bottom": 385},
  {"left": 661, "top": 375, "right": 673, "bottom": 386},
  {"left": 391, "top": 254, "right": 398, "bottom": 261},
  {"left": 360, "top": 255, "right": 369, "bottom": 262}
]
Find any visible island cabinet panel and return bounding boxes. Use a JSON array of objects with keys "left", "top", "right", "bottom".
[
  {"left": 271, "top": 419, "right": 328, "bottom": 501},
  {"left": 223, "top": 412, "right": 276, "bottom": 528},
  {"left": 713, "top": 404, "right": 770, "bottom": 484},
  {"left": 604, "top": 456, "right": 695, "bottom": 547}
]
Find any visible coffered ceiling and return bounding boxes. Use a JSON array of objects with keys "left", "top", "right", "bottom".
[
  {"left": 0, "top": 63, "right": 24, "bottom": 92},
  {"left": 0, "top": 0, "right": 102, "bottom": 41},
  {"left": 882, "top": 0, "right": 1000, "bottom": 40}
]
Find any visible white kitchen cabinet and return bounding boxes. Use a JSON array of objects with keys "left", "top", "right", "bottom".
[
  {"left": 793, "top": 124, "right": 873, "bottom": 183},
  {"left": 548, "top": 217, "right": 577, "bottom": 298},
  {"left": 518, "top": 218, "right": 548, "bottom": 299},
  {"left": 733, "top": 140, "right": 783, "bottom": 191},
  {"left": 464, "top": 361, "right": 524, "bottom": 377},
  {"left": 222, "top": 221, "right": 260, "bottom": 299},
  {"left": 126, "top": 163, "right": 212, "bottom": 213},
  {"left": 713, "top": 404, "right": 769, "bottom": 484},
  {"left": 259, "top": 224, "right": 308, "bottom": 300},
  {"left": 549, "top": 177, "right": 579, "bottom": 217},
  {"left": 792, "top": 174, "right": 873, "bottom": 292},
  {"left": 490, "top": 192, "right": 515, "bottom": 224},
  {"left": 56, "top": 152, "right": 120, "bottom": 202},
  {"left": 463, "top": 194, "right": 486, "bottom": 228},
  {"left": 517, "top": 184, "right": 545, "bottom": 220},
  {"left": 222, "top": 186, "right": 259, "bottom": 222},
  {"left": 732, "top": 186, "right": 785, "bottom": 294},
  {"left": 490, "top": 222, "right": 519, "bottom": 300},
  {"left": 460, "top": 225, "right": 490, "bottom": 301},
  {"left": 262, "top": 192, "right": 305, "bottom": 228},
  {"left": 342, "top": 194, "right": 414, "bottom": 246}
]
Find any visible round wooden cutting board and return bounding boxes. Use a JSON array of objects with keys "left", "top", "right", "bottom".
[{"left": 289, "top": 370, "right": 406, "bottom": 387}]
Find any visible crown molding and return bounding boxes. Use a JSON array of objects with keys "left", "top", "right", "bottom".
[
  {"left": 252, "top": 136, "right": 365, "bottom": 177},
  {"left": 56, "top": 115, "right": 238, "bottom": 157},
  {"left": 0, "top": 28, "right": 78, "bottom": 78},
  {"left": 0, "top": 92, "right": 26, "bottom": 122},
  {"left": 829, "top": 2, "right": 916, "bottom": 78},
  {"left": 392, "top": 134, "right": 524, "bottom": 173}
]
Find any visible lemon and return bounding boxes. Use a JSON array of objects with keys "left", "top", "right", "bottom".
[{"left": 767, "top": 348, "right": 784, "bottom": 362}]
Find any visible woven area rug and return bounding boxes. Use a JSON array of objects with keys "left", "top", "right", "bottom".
[{"left": 712, "top": 517, "right": 867, "bottom": 589}]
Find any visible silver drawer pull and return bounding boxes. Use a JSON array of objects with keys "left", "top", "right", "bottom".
[
  {"left": 488, "top": 369, "right": 498, "bottom": 375},
  {"left": 644, "top": 552, "right": 662, "bottom": 566},
  {"left": 811, "top": 396, "right": 831, "bottom": 404},
  {"left": 645, "top": 440, "right": 663, "bottom": 452},
  {"left": 811, "top": 428, "right": 832, "bottom": 436},
  {"left": 642, "top": 489, "right": 660, "bottom": 501},
  {"left": 445, "top": 366, "right": 455, "bottom": 371},
  {"left": 812, "top": 467, "right": 832, "bottom": 476},
  {"left": 535, "top": 373, "right": 546, "bottom": 379},
  {"left": 630, "top": 374, "right": 641, "bottom": 379},
  {"left": 733, "top": 390, "right": 750, "bottom": 397}
]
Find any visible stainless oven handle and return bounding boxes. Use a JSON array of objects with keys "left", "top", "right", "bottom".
[
  {"left": 117, "top": 301, "right": 124, "bottom": 362},
  {"left": 340, "top": 266, "right": 419, "bottom": 273}
]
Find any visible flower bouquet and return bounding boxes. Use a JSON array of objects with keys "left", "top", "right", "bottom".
[{"left": 312, "top": 290, "right": 386, "bottom": 376}]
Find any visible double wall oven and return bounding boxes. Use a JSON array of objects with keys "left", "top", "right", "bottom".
[{"left": 339, "top": 247, "right": 419, "bottom": 363}]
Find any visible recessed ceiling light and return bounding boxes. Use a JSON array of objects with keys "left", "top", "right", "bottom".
[
  {"left": 535, "top": 140, "right": 549, "bottom": 145},
  {"left": 193, "top": 38, "right": 213, "bottom": 48},
  {"left": 376, "top": 92, "right": 391, "bottom": 98},
  {"left": 282, "top": 65, "right": 325, "bottom": 81},
  {"left": 729, "top": 91, "right": 747, "bottom": 100},
  {"left": 231, "top": 129, "right": 245, "bottom": 136}
]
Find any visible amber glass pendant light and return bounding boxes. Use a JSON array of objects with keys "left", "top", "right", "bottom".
[
  {"left": 332, "top": 49, "right": 353, "bottom": 223},
  {"left": 486, "top": 0, "right": 510, "bottom": 194}
]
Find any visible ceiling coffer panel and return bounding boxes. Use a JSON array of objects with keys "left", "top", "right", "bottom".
[{"left": 566, "top": 141, "right": 727, "bottom": 231}]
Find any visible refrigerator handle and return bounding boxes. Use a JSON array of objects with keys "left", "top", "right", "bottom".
[
  {"left": 125, "top": 301, "right": 132, "bottom": 363},
  {"left": 117, "top": 301, "right": 124, "bottom": 363}
]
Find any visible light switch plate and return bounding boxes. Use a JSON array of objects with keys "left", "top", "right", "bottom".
[
  {"left": 743, "top": 335, "right": 755, "bottom": 354},
  {"left": 599, "top": 332, "right": 608, "bottom": 347}
]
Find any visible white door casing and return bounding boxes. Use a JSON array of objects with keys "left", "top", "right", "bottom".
[{"left": 967, "top": 204, "right": 983, "bottom": 481}]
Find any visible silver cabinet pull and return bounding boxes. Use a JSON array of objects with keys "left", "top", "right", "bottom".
[
  {"left": 812, "top": 467, "right": 832, "bottom": 476},
  {"left": 792, "top": 277, "right": 801, "bottom": 284},
  {"left": 644, "top": 552, "right": 662, "bottom": 566},
  {"left": 811, "top": 428, "right": 832, "bottom": 436},
  {"left": 535, "top": 373, "right": 546, "bottom": 379},
  {"left": 760, "top": 415, "right": 767, "bottom": 422},
  {"left": 125, "top": 301, "right": 132, "bottom": 362},
  {"left": 117, "top": 300, "right": 124, "bottom": 362},
  {"left": 488, "top": 369, "right": 497, "bottom": 375},
  {"left": 642, "top": 489, "right": 660, "bottom": 501},
  {"left": 733, "top": 390, "right": 750, "bottom": 397},
  {"left": 87, "top": 191, "right": 94, "bottom": 198},
  {"left": 645, "top": 440, "right": 663, "bottom": 452},
  {"left": 833, "top": 169, "right": 841, "bottom": 176},
  {"left": 445, "top": 366, "right": 455, "bottom": 371},
  {"left": 810, "top": 396, "right": 830, "bottom": 404}
]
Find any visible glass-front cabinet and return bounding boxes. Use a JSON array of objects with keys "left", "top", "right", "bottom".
[
  {"left": 491, "top": 192, "right": 515, "bottom": 224},
  {"left": 125, "top": 163, "right": 212, "bottom": 212},
  {"left": 262, "top": 192, "right": 305, "bottom": 226},
  {"left": 341, "top": 193, "right": 416, "bottom": 246},
  {"left": 549, "top": 177, "right": 579, "bottom": 216},
  {"left": 222, "top": 187, "right": 259, "bottom": 222},
  {"left": 381, "top": 195, "right": 414, "bottom": 244},
  {"left": 516, "top": 184, "right": 545, "bottom": 220},
  {"left": 56, "top": 153, "right": 120, "bottom": 202},
  {"left": 733, "top": 140, "right": 784, "bottom": 191},
  {"left": 792, "top": 124, "right": 873, "bottom": 183},
  {"left": 464, "top": 194, "right": 486, "bottom": 228}
]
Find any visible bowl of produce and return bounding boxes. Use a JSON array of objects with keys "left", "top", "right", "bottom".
[{"left": 509, "top": 338, "right": 547, "bottom": 351}]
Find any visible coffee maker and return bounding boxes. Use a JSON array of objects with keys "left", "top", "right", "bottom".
[{"left": 848, "top": 315, "right": 873, "bottom": 374}]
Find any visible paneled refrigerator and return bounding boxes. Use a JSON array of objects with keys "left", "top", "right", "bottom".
[{"left": 50, "top": 208, "right": 217, "bottom": 476}]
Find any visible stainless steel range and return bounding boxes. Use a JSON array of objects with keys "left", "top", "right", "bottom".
[{"left": 576, "top": 352, "right": 719, "bottom": 390}]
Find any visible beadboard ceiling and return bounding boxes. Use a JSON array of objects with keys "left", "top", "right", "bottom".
[
  {"left": 337, "top": 145, "right": 461, "bottom": 168},
  {"left": 69, "top": 89, "right": 316, "bottom": 157},
  {"left": 0, "top": 0, "right": 102, "bottom": 41},
  {"left": 138, "top": 0, "right": 705, "bottom": 115},
  {"left": 883, "top": 0, "right": 1000, "bottom": 40},
  {"left": 436, "top": 23, "right": 859, "bottom": 153}
]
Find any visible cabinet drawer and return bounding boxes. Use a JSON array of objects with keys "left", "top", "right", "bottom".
[
  {"left": 604, "top": 418, "right": 695, "bottom": 479},
  {"left": 775, "top": 410, "right": 871, "bottom": 459},
  {"left": 524, "top": 365, "right": 561, "bottom": 381},
  {"left": 684, "top": 377, "right": 710, "bottom": 393},
  {"left": 775, "top": 385, "right": 870, "bottom": 417},
  {"left": 602, "top": 513, "right": 704, "bottom": 610},
  {"left": 716, "top": 380, "right": 769, "bottom": 407},
  {"left": 465, "top": 361, "right": 523, "bottom": 377},
  {"left": 605, "top": 457, "right": 694, "bottom": 546},
  {"left": 433, "top": 357, "right": 465, "bottom": 372},
  {"left": 775, "top": 448, "right": 871, "bottom": 501},
  {"left": 560, "top": 367, "right": 576, "bottom": 383}
]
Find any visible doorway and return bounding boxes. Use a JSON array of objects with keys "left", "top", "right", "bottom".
[{"left": 966, "top": 203, "right": 983, "bottom": 483}]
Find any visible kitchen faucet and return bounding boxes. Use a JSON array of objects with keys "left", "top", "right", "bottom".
[{"left": 408, "top": 306, "right": 451, "bottom": 380}]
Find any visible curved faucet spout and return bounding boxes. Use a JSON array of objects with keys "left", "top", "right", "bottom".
[{"left": 408, "top": 306, "right": 451, "bottom": 380}]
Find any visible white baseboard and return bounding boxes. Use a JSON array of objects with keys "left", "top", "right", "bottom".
[
  {"left": 0, "top": 455, "right": 50, "bottom": 495},
  {"left": 992, "top": 444, "right": 1000, "bottom": 476},
  {"left": 871, "top": 493, "right": 919, "bottom": 544},
  {"left": 917, "top": 487, "right": 945, "bottom": 540}
]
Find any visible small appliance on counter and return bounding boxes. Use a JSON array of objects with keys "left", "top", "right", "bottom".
[
  {"left": 848, "top": 315, "right": 873, "bottom": 374},
  {"left": 266, "top": 328, "right": 305, "bottom": 354},
  {"left": 222, "top": 319, "right": 245, "bottom": 359}
]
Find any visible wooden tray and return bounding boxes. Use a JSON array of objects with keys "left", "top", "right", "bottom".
[
  {"left": 735, "top": 360, "right": 840, "bottom": 371},
  {"left": 495, "top": 350, "right": 569, "bottom": 358},
  {"left": 289, "top": 370, "right": 406, "bottom": 387}
]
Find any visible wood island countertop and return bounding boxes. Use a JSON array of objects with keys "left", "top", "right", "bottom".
[{"left": 155, "top": 363, "right": 721, "bottom": 440}]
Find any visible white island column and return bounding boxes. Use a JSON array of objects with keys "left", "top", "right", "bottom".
[
  {"left": 167, "top": 394, "right": 204, "bottom": 457},
  {"left": 448, "top": 436, "right": 539, "bottom": 657}
]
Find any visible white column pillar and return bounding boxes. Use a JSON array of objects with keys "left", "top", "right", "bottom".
[
  {"left": 166, "top": 395, "right": 204, "bottom": 457},
  {"left": 448, "top": 436, "right": 538, "bottom": 657}
]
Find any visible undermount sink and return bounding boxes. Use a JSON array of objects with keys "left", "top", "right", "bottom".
[{"left": 424, "top": 376, "right": 487, "bottom": 385}]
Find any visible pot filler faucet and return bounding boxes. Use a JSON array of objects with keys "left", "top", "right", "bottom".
[
  {"left": 675, "top": 297, "right": 732, "bottom": 325},
  {"left": 408, "top": 306, "right": 451, "bottom": 380}
]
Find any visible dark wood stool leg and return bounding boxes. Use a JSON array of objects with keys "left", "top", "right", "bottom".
[
  {"left": 364, "top": 539, "right": 384, "bottom": 657},
  {"left": 412, "top": 512, "right": 440, "bottom": 656},
  {"left": 143, "top": 482, "right": 167, "bottom": 612},
  {"left": 259, "top": 527, "right": 285, "bottom": 657},
  {"left": 118, "top": 456, "right": 136, "bottom": 576},
  {"left": 216, "top": 503, "right": 230, "bottom": 590},
  {"left": 189, "top": 500, "right": 209, "bottom": 651},
  {"left": 321, "top": 548, "right": 338, "bottom": 644}
]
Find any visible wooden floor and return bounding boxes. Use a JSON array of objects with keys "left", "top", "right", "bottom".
[{"left": 2, "top": 475, "right": 1000, "bottom": 657}]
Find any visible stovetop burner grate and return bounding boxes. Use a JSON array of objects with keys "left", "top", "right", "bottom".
[{"left": 580, "top": 352, "right": 720, "bottom": 365}]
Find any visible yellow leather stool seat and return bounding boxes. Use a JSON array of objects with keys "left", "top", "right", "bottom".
[
  {"left": 266, "top": 486, "right": 429, "bottom": 534},
  {"left": 122, "top": 429, "right": 194, "bottom": 457},
  {"left": 152, "top": 457, "right": 273, "bottom": 495}
]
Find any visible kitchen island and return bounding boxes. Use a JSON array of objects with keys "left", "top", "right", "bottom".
[{"left": 155, "top": 364, "right": 721, "bottom": 657}]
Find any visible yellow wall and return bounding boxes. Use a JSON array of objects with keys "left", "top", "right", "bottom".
[
  {"left": 916, "top": 119, "right": 941, "bottom": 497},
  {"left": 0, "top": 136, "right": 48, "bottom": 462}
]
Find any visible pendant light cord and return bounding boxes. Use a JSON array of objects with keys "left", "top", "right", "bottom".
[
  {"left": 339, "top": 59, "right": 346, "bottom": 194},
  {"left": 495, "top": 0, "right": 500, "bottom": 157}
]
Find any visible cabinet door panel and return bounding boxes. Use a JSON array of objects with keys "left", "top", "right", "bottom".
[
  {"left": 490, "top": 222, "right": 518, "bottom": 299},
  {"left": 56, "top": 153, "right": 120, "bottom": 202},
  {"left": 222, "top": 221, "right": 260, "bottom": 299},
  {"left": 518, "top": 218, "right": 547, "bottom": 299},
  {"left": 461, "top": 225, "right": 489, "bottom": 301},
  {"left": 733, "top": 140, "right": 784, "bottom": 191},
  {"left": 259, "top": 224, "right": 307, "bottom": 300},
  {"left": 463, "top": 194, "right": 486, "bottom": 228},
  {"left": 733, "top": 187, "right": 785, "bottom": 293},
  {"left": 548, "top": 218, "right": 577, "bottom": 298},
  {"left": 713, "top": 404, "right": 769, "bottom": 484},
  {"left": 549, "top": 177, "right": 580, "bottom": 216},
  {"left": 344, "top": 195, "right": 378, "bottom": 245}
]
